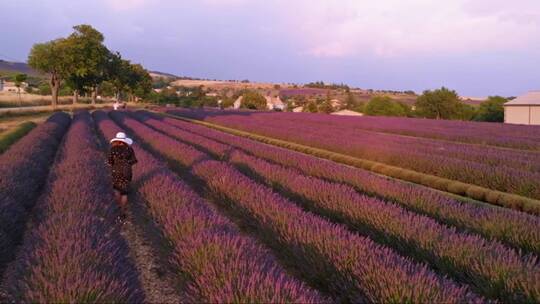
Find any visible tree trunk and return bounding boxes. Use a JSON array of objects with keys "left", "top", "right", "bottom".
[
  {"left": 91, "top": 86, "right": 98, "bottom": 105},
  {"left": 50, "top": 82, "right": 59, "bottom": 109},
  {"left": 51, "top": 85, "right": 59, "bottom": 108},
  {"left": 73, "top": 90, "right": 79, "bottom": 104},
  {"left": 17, "top": 87, "right": 21, "bottom": 107},
  {"left": 49, "top": 73, "right": 60, "bottom": 109}
]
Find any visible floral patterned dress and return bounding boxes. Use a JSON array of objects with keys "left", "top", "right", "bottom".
[{"left": 108, "top": 144, "right": 138, "bottom": 195}]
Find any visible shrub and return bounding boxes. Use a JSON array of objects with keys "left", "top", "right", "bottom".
[
  {"left": 447, "top": 182, "right": 468, "bottom": 196},
  {"left": 466, "top": 186, "right": 487, "bottom": 201},
  {"left": 475, "top": 96, "right": 507, "bottom": 122},
  {"left": 241, "top": 90, "right": 267, "bottom": 110},
  {"left": 484, "top": 191, "right": 502, "bottom": 204},
  {"left": 415, "top": 87, "right": 465, "bottom": 119},
  {"left": 364, "top": 96, "right": 407, "bottom": 117}
]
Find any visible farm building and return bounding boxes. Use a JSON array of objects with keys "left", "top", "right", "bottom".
[
  {"left": 233, "top": 96, "right": 243, "bottom": 109},
  {"left": 0, "top": 80, "right": 27, "bottom": 92},
  {"left": 265, "top": 96, "right": 286, "bottom": 111},
  {"left": 331, "top": 109, "right": 364, "bottom": 116},
  {"left": 504, "top": 91, "right": 540, "bottom": 125}
]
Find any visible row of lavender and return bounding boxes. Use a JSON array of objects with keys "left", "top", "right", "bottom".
[
  {"left": 172, "top": 108, "right": 540, "bottom": 150},
  {"left": 147, "top": 112, "right": 540, "bottom": 255},
  {"left": 282, "top": 112, "right": 540, "bottom": 150},
  {"left": 133, "top": 111, "right": 540, "bottom": 302},
  {"left": 254, "top": 113, "right": 540, "bottom": 172},
  {"left": 0, "top": 112, "right": 71, "bottom": 276},
  {"left": 110, "top": 111, "right": 480, "bottom": 303},
  {"left": 93, "top": 111, "right": 324, "bottom": 303},
  {"left": 165, "top": 109, "right": 540, "bottom": 173},
  {"left": 1, "top": 112, "right": 142, "bottom": 302},
  {"left": 165, "top": 109, "right": 540, "bottom": 199}
]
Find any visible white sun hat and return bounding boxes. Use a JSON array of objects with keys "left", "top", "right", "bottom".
[{"left": 110, "top": 132, "right": 133, "bottom": 146}]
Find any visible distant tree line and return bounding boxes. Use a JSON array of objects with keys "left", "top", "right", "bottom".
[
  {"left": 285, "top": 86, "right": 507, "bottom": 122},
  {"left": 28, "top": 24, "right": 152, "bottom": 107},
  {"left": 149, "top": 85, "right": 220, "bottom": 108},
  {"left": 358, "top": 87, "right": 507, "bottom": 122},
  {"left": 305, "top": 81, "right": 350, "bottom": 91}
]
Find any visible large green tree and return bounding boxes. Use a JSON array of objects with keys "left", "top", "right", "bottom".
[
  {"left": 126, "top": 63, "right": 152, "bottom": 101},
  {"left": 64, "top": 25, "right": 110, "bottom": 104},
  {"left": 106, "top": 53, "right": 132, "bottom": 101},
  {"left": 415, "top": 87, "right": 463, "bottom": 119},
  {"left": 475, "top": 96, "right": 507, "bottom": 122},
  {"left": 28, "top": 38, "right": 71, "bottom": 107},
  {"left": 14, "top": 73, "right": 27, "bottom": 105},
  {"left": 105, "top": 53, "right": 152, "bottom": 102},
  {"left": 416, "top": 87, "right": 462, "bottom": 119},
  {"left": 364, "top": 96, "right": 407, "bottom": 117},
  {"left": 241, "top": 90, "right": 267, "bottom": 110}
]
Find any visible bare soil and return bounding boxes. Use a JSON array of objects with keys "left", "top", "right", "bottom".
[{"left": 120, "top": 191, "right": 185, "bottom": 303}]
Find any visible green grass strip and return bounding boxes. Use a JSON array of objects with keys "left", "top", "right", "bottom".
[
  {"left": 159, "top": 111, "right": 540, "bottom": 216},
  {"left": 0, "top": 121, "right": 37, "bottom": 154}
]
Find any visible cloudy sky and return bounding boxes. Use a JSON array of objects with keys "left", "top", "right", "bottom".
[{"left": 1, "top": 0, "right": 539, "bottom": 96}]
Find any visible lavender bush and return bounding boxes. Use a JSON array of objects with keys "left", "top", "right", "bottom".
[
  {"left": 111, "top": 111, "right": 480, "bottom": 303},
  {"left": 95, "top": 110, "right": 324, "bottom": 303},
  {"left": 229, "top": 150, "right": 540, "bottom": 302},
  {"left": 150, "top": 112, "right": 540, "bottom": 255},
  {"left": 1, "top": 112, "right": 143, "bottom": 302},
  {"left": 0, "top": 112, "right": 70, "bottom": 273},
  {"left": 134, "top": 112, "right": 539, "bottom": 302},
  {"left": 264, "top": 111, "right": 540, "bottom": 150},
  {"left": 166, "top": 107, "right": 540, "bottom": 150},
  {"left": 193, "top": 160, "right": 481, "bottom": 303},
  {"left": 165, "top": 109, "right": 540, "bottom": 199}
]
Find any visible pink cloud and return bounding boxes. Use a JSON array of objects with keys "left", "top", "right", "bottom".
[{"left": 269, "top": 0, "right": 540, "bottom": 58}]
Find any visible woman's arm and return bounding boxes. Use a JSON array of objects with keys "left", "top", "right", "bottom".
[
  {"left": 128, "top": 147, "right": 138, "bottom": 165},
  {"left": 107, "top": 148, "right": 114, "bottom": 166}
]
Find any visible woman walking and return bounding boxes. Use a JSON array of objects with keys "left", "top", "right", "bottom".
[{"left": 108, "top": 132, "right": 137, "bottom": 219}]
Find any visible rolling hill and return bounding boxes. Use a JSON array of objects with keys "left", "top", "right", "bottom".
[{"left": 0, "top": 60, "right": 42, "bottom": 77}]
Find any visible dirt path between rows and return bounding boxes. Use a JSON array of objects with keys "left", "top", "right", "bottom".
[
  {"left": 119, "top": 198, "right": 183, "bottom": 304},
  {"left": 92, "top": 115, "right": 182, "bottom": 303}
]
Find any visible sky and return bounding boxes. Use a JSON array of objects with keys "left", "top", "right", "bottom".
[{"left": 1, "top": 0, "right": 539, "bottom": 96}]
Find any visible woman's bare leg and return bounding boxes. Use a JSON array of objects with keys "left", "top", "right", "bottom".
[
  {"left": 114, "top": 190, "right": 121, "bottom": 204},
  {"left": 120, "top": 195, "right": 128, "bottom": 210}
]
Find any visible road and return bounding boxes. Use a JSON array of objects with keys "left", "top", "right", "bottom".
[{"left": 0, "top": 103, "right": 113, "bottom": 114}]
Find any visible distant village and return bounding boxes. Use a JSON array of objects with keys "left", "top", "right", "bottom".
[
  {"left": 1, "top": 63, "right": 538, "bottom": 125},
  {"left": 0, "top": 79, "right": 28, "bottom": 94}
]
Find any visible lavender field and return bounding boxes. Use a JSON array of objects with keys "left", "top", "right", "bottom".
[
  {"left": 166, "top": 108, "right": 540, "bottom": 206},
  {"left": 0, "top": 109, "right": 539, "bottom": 303}
]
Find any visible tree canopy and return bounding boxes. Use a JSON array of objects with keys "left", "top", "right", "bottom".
[
  {"left": 241, "top": 90, "right": 267, "bottom": 110},
  {"left": 28, "top": 24, "right": 152, "bottom": 106},
  {"left": 475, "top": 96, "right": 507, "bottom": 122},
  {"left": 28, "top": 38, "right": 71, "bottom": 106},
  {"left": 14, "top": 73, "right": 27, "bottom": 87},
  {"left": 415, "top": 87, "right": 466, "bottom": 119},
  {"left": 364, "top": 96, "right": 408, "bottom": 117},
  {"left": 318, "top": 99, "right": 334, "bottom": 114}
]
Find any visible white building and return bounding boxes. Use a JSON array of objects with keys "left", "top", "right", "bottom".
[
  {"left": 504, "top": 91, "right": 540, "bottom": 125},
  {"left": 331, "top": 109, "right": 364, "bottom": 116},
  {"left": 0, "top": 80, "right": 27, "bottom": 93},
  {"left": 265, "top": 96, "right": 286, "bottom": 111},
  {"left": 233, "top": 96, "right": 243, "bottom": 109}
]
